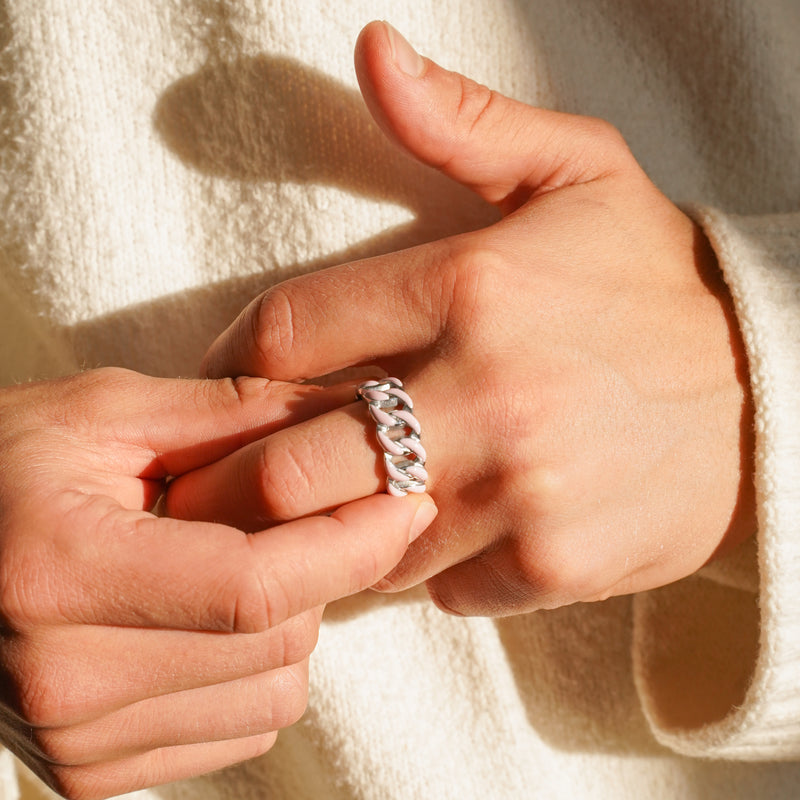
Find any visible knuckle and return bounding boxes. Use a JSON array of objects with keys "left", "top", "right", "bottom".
[
  {"left": 14, "top": 671, "right": 73, "bottom": 729},
  {"left": 46, "top": 765, "right": 103, "bottom": 800},
  {"left": 512, "top": 537, "right": 564, "bottom": 602},
  {"left": 250, "top": 284, "right": 306, "bottom": 378},
  {"left": 576, "top": 116, "right": 633, "bottom": 169},
  {"left": 224, "top": 375, "right": 269, "bottom": 408},
  {"left": 223, "top": 552, "right": 293, "bottom": 633},
  {"left": 485, "top": 423, "right": 603, "bottom": 607},
  {"left": 440, "top": 244, "right": 508, "bottom": 340},
  {"left": 451, "top": 76, "right": 498, "bottom": 144},
  {"left": 254, "top": 438, "right": 315, "bottom": 522},
  {"left": 2, "top": 630, "right": 112, "bottom": 731},
  {"left": 266, "top": 664, "right": 309, "bottom": 729},
  {"left": 426, "top": 546, "right": 530, "bottom": 617},
  {"left": 514, "top": 523, "right": 594, "bottom": 607},
  {"left": 581, "top": 115, "right": 621, "bottom": 141},
  {"left": 462, "top": 365, "right": 540, "bottom": 486},
  {"left": 230, "top": 667, "right": 309, "bottom": 733},
  {"left": 9, "top": 648, "right": 108, "bottom": 732},
  {"left": 278, "top": 610, "right": 321, "bottom": 664},
  {"left": 424, "top": 530, "right": 583, "bottom": 616},
  {"left": 31, "top": 728, "right": 83, "bottom": 768},
  {"left": 191, "top": 376, "right": 266, "bottom": 446},
  {"left": 227, "top": 569, "right": 273, "bottom": 634}
]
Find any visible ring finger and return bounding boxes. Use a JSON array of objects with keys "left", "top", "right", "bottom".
[{"left": 166, "top": 374, "right": 492, "bottom": 592}]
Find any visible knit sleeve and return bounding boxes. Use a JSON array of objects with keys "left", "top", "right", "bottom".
[{"left": 632, "top": 208, "right": 800, "bottom": 759}]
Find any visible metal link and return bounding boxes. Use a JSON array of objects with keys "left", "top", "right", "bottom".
[{"left": 356, "top": 378, "right": 428, "bottom": 497}]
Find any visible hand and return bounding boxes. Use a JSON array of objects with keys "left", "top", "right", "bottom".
[
  {"left": 172, "top": 22, "right": 755, "bottom": 617},
  {"left": 0, "top": 368, "right": 435, "bottom": 799}
]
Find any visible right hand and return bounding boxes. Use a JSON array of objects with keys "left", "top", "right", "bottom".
[
  {"left": 0, "top": 368, "right": 436, "bottom": 800},
  {"left": 184, "top": 22, "right": 754, "bottom": 618}
]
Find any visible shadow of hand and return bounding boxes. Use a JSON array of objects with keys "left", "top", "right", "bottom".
[{"left": 153, "top": 53, "right": 491, "bottom": 229}]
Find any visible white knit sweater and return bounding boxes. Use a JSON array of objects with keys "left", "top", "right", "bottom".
[{"left": 1, "top": 1, "right": 799, "bottom": 798}]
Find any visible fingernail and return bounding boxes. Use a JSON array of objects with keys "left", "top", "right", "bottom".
[
  {"left": 408, "top": 495, "right": 437, "bottom": 544},
  {"left": 383, "top": 21, "right": 425, "bottom": 78}
]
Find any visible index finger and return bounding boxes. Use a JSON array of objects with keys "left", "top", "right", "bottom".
[
  {"left": 8, "top": 492, "right": 436, "bottom": 633},
  {"left": 201, "top": 240, "right": 450, "bottom": 382}
]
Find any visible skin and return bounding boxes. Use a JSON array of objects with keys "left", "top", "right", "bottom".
[
  {"left": 173, "top": 21, "right": 756, "bottom": 616},
  {"left": 0, "top": 368, "right": 436, "bottom": 799}
]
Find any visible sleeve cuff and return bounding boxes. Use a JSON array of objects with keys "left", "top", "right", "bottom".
[{"left": 633, "top": 207, "right": 800, "bottom": 759}]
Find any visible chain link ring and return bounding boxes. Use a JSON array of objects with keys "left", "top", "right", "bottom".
[{"left": 356, "top": 378, "right": 428, "bottom": 497}]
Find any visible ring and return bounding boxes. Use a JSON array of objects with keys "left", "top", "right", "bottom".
[{"left": 356, "top": 378, "right": 428, "bottom": 497}]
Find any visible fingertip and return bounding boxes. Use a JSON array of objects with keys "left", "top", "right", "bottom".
[
  {"left": 337, "top": 489, "right": 436, "bottom": 525},
  {"left": 369, "top": 492, "right": 437, "bottom": 592},
  {"left": 355, "top": 21, "right": 427, "bottom": 150},
  {"left": 333, "top": 491, "right": 437, "bottom": 556},
  {"left": 354, "top": 21, "right": 394, "bottom": 137},
  {"left": 408, "top": 493, "right": 438, "bottom": 544},
  {"left": 354, "top": 19, "right": 383, "bottom": 55},
  {"left": 354, "top": 21, "right": 391, "bottom": 79},
  {"left": 370, "top": 494, "right": 439, "bottom": 593},
  {"left": 357, "top": 21, "right": 426, "bottom": 78},
  {"left": 356, "top": 490, "right": 438, "bottom": 543}
]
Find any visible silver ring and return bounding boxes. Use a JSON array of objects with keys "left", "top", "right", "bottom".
[{"left": 356, "top": 378, "right": 428, "bottom": 497}]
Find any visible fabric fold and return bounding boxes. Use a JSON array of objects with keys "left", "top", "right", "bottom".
[{"left": 635, "top": 208, "right": 800, "bottom": 759}]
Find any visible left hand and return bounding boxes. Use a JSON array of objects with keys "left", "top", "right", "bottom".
[
  {"left": 167, "top": 22, "right": 755, "bottom": 616},
  {"left": 0, "top": 368, "right": 435, "bottom": 799}
]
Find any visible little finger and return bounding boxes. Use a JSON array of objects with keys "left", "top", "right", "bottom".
[
  {"left": 28, "top": 732, "right": 278, "bottom": 800},
  {"left": 28, "top": 661, "right": 308, "bottom": 768}
]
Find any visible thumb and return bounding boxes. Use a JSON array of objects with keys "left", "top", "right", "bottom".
[{"left": 355, "top": 21, "right": 634, "bottom": 211}]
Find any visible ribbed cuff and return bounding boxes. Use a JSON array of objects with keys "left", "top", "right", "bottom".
[{"left": 634, "top": 208, "right": 800, "bottom": 759}]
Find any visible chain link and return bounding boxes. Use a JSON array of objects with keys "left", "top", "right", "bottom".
[{"left": 356, "top": 378, "right": 428, "bottom": 497}]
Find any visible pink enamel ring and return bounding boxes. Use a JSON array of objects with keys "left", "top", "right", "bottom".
[{"left": 356, "top": 378, "right": 428, "bottom": 497}]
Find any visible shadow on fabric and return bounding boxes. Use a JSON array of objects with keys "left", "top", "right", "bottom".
[{"left": 69, "top": 54, "right": 495, "bottom": 377}]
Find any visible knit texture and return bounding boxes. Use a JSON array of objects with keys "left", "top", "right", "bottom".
[
  {"left": 1, "top": 1, "right": 799, "bottom": 797},
  {"left": 634, "top": 209, "right": 800, "bottom": 759}
]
